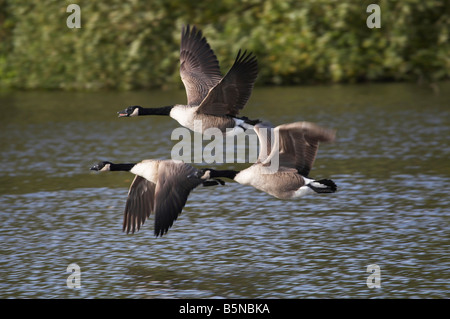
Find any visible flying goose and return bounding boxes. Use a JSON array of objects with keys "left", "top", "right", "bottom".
[
  {"left": 90, "top": 159, "right": 224, "bottom": 237},
  {"left": 118, "top": 25, "right": 260, "bottom": 135},
  {"left": 190, "top": 121, "right": 337, "bottom": 199}
]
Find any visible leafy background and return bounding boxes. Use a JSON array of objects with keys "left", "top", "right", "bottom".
[{"left": 0, "top": 0, "right": 448, "bottom": 90}]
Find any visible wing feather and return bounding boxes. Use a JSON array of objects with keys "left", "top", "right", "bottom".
[
  {"left": 196, "top": 50, "right": 258, "bottom": 116},
  {"left": 254, "top": 122, "right": 275, "bottom": 163},
  {"left": 180, "top": 25, "right": 222, "bottom": 106},
  {"left": 153, "top": 162, "right": 203, "bottom": 237},
  {"left": 276, "top": 122, "right": 336, "bottom": 176},
  {"left": 123, "top": 176, "right": 156, "bottom": 234}
]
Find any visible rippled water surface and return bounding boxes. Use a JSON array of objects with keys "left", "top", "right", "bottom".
[{"left": 1, "top": 83, "right": 449, "bottom": 298}]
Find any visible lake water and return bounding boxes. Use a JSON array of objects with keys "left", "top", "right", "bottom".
[{"left": 0, "top": 82, "right": 449, "bottom": 298}]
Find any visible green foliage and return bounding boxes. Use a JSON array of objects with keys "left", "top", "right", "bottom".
[{"left": 0, "top": 0, "right": 448, "bottom": 90}]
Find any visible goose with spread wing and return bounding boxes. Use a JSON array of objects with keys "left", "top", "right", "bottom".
[
  {"left": 90, "top": 159, "right": 224, "bottom": 237},
  {"left": 118, "top": 25, "right": 260, "bottom": 135},
  {"left": 191, "top": 121, "right": 337, "bottom": 199}
]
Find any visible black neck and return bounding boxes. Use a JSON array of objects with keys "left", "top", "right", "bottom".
[
  {"left": 140, "top": 105, "right": 173, "bottom": 116},
  {"left": 208, "top": 169, "right": 239, "bottom": 180},
  {"left": 110, "top": 163, "right": 136, "bottom": 171}
]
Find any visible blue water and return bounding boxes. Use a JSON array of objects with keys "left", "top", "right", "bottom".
[{"left": 0, "top": 83, "right": 449, "bottom": 298}]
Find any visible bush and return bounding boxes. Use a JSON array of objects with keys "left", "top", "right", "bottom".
[{"left": 0, "top": 0, "right": 448, "bottom": 90}]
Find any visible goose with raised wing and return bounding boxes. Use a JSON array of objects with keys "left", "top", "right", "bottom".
[
  {"left": 191, "top": 121, "right": 337, "bottom": 199},
  {"left": 118, "top": 25, "right": 260, "bottom": 135},
  {"left": 90, "top": 159, "right": 224, "bottom": 237}
]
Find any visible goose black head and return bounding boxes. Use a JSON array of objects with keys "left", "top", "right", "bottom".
[
  {"left": 187, "top": 169, "right": 225, "bottom": 187},
  {"left": 187, "top": 168, "right": 211, "bottom": 180},
  {"left": 118, "top": 105, "right": 142, "bottom": 117},
  {"left": 90, "top": 161, "right": 113, "bottom": 171}
]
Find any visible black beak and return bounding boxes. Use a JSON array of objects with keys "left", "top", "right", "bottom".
[{"left": 90, "top": 164, "right": 99, "bottom": 171}]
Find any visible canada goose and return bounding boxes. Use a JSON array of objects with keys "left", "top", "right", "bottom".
[
  {"left": 118, "top": 25, "right": 260, "bottom": 135},
  {"left": 190, "top": 121, "right": 337, "bottom": 199},
  {"left": 90, "top": 159, "right": 224, "bottom": 237}
]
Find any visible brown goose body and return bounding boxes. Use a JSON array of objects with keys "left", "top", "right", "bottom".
[{"left": 198, "top": 121, "right": 338, "bottom": 199}]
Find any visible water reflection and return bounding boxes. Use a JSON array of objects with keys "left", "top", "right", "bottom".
[{"left": 0, "top": 83, "right": 449, "bottom": 298}]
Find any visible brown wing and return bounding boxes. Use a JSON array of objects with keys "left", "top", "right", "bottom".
[
  {"left": 153, "top": 162, "right": 203, "bottom": 237},
  {"left": 180, "top": 25, "right": 223, "bottom": 106},
  {"left": 254, "top": 121, "right": 275, "bottom": 163},
  {"left": 276, "top": 122, "right": 336, "bottom": 177},
  {"left": 123, "top": 176, "right": 156, "bottom": 234},
  {"left": 196, "top": 50, "right": 258, "bottom": 116}
]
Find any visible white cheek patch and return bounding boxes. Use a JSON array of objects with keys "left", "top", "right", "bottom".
[
  {"left": 100, "top": 164, "right": 111, "bottom": 171},
  {"left": 130, "top": 108, "right": 139, "bottom": 117},
  {"left": 200, "top": 170, "right": 211, "bottom": 180}
]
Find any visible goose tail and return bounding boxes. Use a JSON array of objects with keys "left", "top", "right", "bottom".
[
  {"left": 240, "top": 116, "right": 262, "bottom": 126},
  {"left": 307, "top": 179, "right": 337, "bottom": 193}
]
